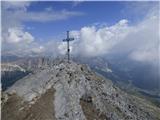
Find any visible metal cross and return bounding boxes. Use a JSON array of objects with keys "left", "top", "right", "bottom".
[{"left": 63, "top": 31, "right": 74, "bottom": 62}]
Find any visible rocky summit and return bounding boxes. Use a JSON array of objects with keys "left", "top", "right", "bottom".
[{"left": 1, "top": 59, "right": 160, "bottom": 120}]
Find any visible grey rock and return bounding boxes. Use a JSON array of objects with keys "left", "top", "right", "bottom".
[{"left": 2, "top": 59, "right": 160, "bottom": 120}]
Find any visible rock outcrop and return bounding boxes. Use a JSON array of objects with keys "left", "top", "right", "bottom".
[{"left": 2, "top": 60, "right": 160, "bottom": 120}]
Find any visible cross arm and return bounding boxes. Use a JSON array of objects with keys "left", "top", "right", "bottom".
[{"left": 63, "top": 38, "right": 74, "bottom": 42}]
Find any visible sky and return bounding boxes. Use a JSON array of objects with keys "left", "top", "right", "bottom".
[{"left": 1, "top": 1, "right": 159, "bottom": 65}]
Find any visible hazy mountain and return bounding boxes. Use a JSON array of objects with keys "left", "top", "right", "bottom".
[
  {"left": 1, "top": 63, "right": 30, "bottom": 90},
  {"left": 2, "top": 59, "right": 160, "bottom": 120},
  {"left": 73, "top": 56, "right": 160, "bottom": 100},
  {"left": 1, "top": 56, "right": 55, "bottom": 90},
  {"left": 1, "top": 55, "right": 159, "bottom": 99}
]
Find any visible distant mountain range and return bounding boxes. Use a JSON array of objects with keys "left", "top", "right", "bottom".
[
  {"left": 73, "top": 56, "right": 159, "bottom": 93},
  {"left": 1, "top": 54, "right": 160, "bottom": 102}
]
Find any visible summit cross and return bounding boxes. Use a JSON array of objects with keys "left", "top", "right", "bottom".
[{"left": 63, "top": 31, "right": 74, "bottom": 62}]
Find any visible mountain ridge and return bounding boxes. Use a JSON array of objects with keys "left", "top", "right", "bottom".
[{"left": 2, "top": 60, "right": 160, "bottom": 120}]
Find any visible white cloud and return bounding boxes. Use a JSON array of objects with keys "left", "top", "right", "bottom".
[
  {"left": 45, "top": 7, "right": 53, "bottom": 12},
  {"left": 121, "top": 1, "right": 159, "bottom": 22},
  {"left": 2, "top": 1, "right": 84, "bottom": 56},
  {"left": 2, "top": 1, "right": 159, "bottom": 65},
  {"left": 5, "top": 27, "right": 34, "bottom": 44},
  {"left": 128, "top": 15, "right": 159, "bottom": 63},
  {"left": 2, "top": 1, "right": 84, "bottom": 24},
  {"left": 65, "top": 19, "right": 130, "bottom": 57},
  {"left": 58, "top": 43, "right": 67, "bottom": 55},
  {"left": 2, "top": 1, "right": 30, "bottom": 11},
  {"left": 72, "top": 1, "right": 83, "bottom": 7},
  {"left": 31, "top": 46, "right": 45, "bottom": 54},
  {"left": 21, "top": 10, "right": 83, "bottom": 22},
  {"left": 59, "top": 9, "right": 159, "bottom": 64}
]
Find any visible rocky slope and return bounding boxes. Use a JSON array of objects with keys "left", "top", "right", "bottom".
[{"left": 1, "top": 60, "right": 160, "bottom": 120}]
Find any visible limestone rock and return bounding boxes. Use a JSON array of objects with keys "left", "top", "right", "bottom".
[{"left": 2, "top": 60, "right": 160, "bottom": 120}]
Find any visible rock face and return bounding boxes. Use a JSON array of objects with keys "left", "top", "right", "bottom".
[
  {"left": 2, "top": 60, "right": 160, "bottom": 120},
  {"left": 1, "top": 63, "right": 29, "bottom": 90}
]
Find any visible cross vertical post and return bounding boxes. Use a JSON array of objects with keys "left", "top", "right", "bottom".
[
  {"left": 63, "top": 31, "right": 74, "bottom": 63},
  {"left": 67, "top": 31, "right": 70, "bottom": 62}
]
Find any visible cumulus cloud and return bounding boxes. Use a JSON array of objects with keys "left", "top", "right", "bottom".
[
  {"left": 4, "top": 27, "right": 34, "bottom": 44},
  {"left": 128, "top": 16, "right": 159, "bottom": 63},
  {"left": 60, "top": 19, "right": 130, "bottom": 57},
  {"left": 59, "top": 8, "right": 159, "bottom": 64},
  {"left": 2, "top": 1, "right": 84, "bottom": 56},
  {"left": 2, "top": 1, "right": 159, "bottom": 65},
  {"left": 71, "top": 19, "right": 130, "bottom": 57},
  {"left": 31, "top": 46, "right": 45, "bottom": 54}
]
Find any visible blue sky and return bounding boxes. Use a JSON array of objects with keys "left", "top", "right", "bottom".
[
  {"left": 26, "top": 1, "right": 125, "bottom": 41},
  {"left": 2, "top": 1, "right": 159, "bottom": 63},
  {"left": 18, "top": 1, "right": 155, "bottom": 41}
]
